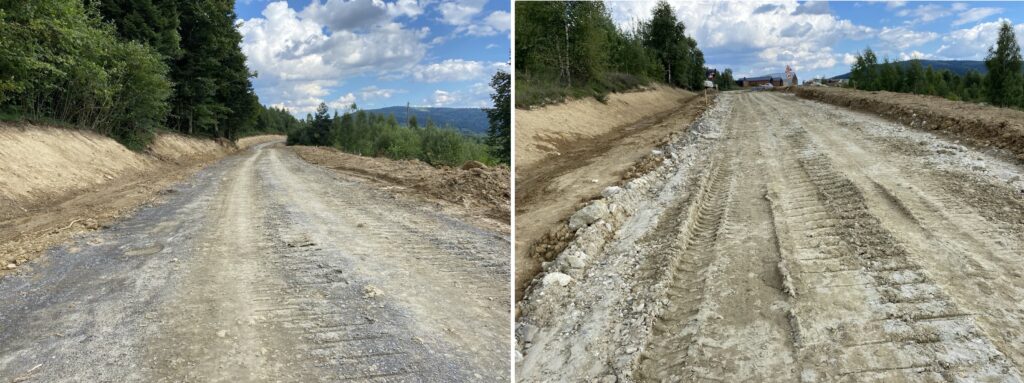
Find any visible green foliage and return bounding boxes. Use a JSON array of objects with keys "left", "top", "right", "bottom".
[
  {"left": 515, "top": 0, "right": 704, "bottom": 107},
  {"left": 985, "top": 21, "right": 1024, "bottom": 107},
  {"left": 287, "top": 103, "right": 495, "bottom": 167},
  {"left": 0, "top": 0, "right": 171, "bottom": 149},
  {"left": 847, "top": 42, "right": 1023, "bottom": 107},
  {"left": 0, "top": 0, "right": 269, "bottom": 150},
  {"left": 713, "top": 68, "right": 737, "bottom": 90},
  {"left": 486, "top": 70, "right": 511, "bottom": 164}
]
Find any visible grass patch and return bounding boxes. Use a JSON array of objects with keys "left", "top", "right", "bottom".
[{"left": 516, "top": 71, "right": 651, "bottom": 108}]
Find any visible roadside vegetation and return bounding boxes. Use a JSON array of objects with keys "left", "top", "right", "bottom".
[
  {"left": 848, "top": 21, "right": 1023, "bottom": 108},
  {"left": 286, "top": 70, "right": 511, "bottom": 167},
  {"left": 515, "top": 1, "right": 729, "bottom": 107},
  {"left": 0, "top": 0, "right": 292, "bottom": 150}
]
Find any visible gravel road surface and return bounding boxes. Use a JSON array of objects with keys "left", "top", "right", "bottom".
[
  {"left": 0, "top": 141, "right": 510, "bottom": 382},
  {"left": 517, "top": 92, "right": 1024, "bottom": 382}
]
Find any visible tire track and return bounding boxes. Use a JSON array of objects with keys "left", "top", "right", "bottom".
[
  {"left": 637, "top": 159, "right": 734, "bottom": 381},
  {"left": 763, "top": 119, "right": 1019, "bottom": 381}
]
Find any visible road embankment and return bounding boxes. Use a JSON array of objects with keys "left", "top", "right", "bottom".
[
  {"left": 0, "top": 124, "right": 281, "bottom": 272},
  {"left": 789, "top": 86, "right": 1024, "bottom": 161}
]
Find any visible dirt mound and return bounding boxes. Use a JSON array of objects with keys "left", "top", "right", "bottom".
[
  {"left": 291, "top": 146, "right": 510, "bottom": 223},
  {"left": 790, "top": 86, "right": 1024, "bottom": 160},
  {"left": 515, "top": 85, "right": 697, "bottom": 170}
]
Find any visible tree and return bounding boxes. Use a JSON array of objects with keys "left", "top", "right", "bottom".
[
  {"left": 985, "top": 21, "right": 1023, "bottom": 107},
  {"left": 486, "top": 70, "right": 511, "bottom": 164}
]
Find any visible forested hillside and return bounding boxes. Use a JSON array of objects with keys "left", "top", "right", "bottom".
[
  {"left": 516, "top": 1, "right": 718, "bottom": 107},
  {"left": 363, "top": 106, "right": 490, "bottom": 135},
  {"left": 847, "top": 22, "right": 1023, "bottom": 108},
  {"left": 286, "top": 70, "right": 511, "bottom": 166},
  {"left": 0, "top": 0, "right": 296, "bottom": 150}
]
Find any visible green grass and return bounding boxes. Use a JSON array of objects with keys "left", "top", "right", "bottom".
[{"left": 515, "top": 71, "right": 651, "bottom": 108}]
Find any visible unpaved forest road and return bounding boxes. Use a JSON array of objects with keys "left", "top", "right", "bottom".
[
  {"left": 0, "top": 141, "right": 509, "bottom": 382},
  {"left": 517, "top": 92, "right": 1024, "bottom": 382}
]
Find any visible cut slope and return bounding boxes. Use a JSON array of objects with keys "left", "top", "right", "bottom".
[
  {"left": 515, "top": 85, "right": 700, "bottom": 170},
  {"left": 0, "top": 124, "right": 235, "bottom": 271}
]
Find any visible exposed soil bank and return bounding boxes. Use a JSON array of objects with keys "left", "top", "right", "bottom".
[
  {"left": 291, "top": 146, "right": 510, "bottom": 225},
  {"left": 514, "top": 86, "right": 708, "bottom": 300},
  {"left": 790, "top": 86, "right": 1024, "bottom": 161},
  {"left": 0, "top": 126, "right": 275, "bottom": 272}
]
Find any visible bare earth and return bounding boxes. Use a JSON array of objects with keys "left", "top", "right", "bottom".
[
  {"left": 515, "top": 87, "right": 707, "bottom": 300},
  {"left": 0, "top": 142, "right": 510, "bottom": 381},
  {"left": 516, "top": 92, "right": 1024, "bottom": 382}
]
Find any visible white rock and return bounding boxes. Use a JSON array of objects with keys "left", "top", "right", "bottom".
[
  {"left": 542, "top": 272, "right": 572, "bottom": 287},
  {"left": 568, "top": 201, "right": 608, "bottom": 230},
  {"left": 5, "top": 263, "right": 16, "bottom": 270},
  {"left": 651, "top": 149, "right": 663, "bottom": 156},
  {"left": 601, "top": 186, "right": 623, "bottom": 198},
  {"left": 565, "top": 252, "right": 587, "bottom": 268},
  {"left": 216, "top": 330, "right": 228, "bottom": 338}
]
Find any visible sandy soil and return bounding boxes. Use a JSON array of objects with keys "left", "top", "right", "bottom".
[
  {"left": 514, "top": 87, "right": 708, "bottom": 300},
  {"left": 292, "top": 146, "right": 510, "bottom": 225},
  {"left": 791, "top": 86, "right": 1024, "bottom": 160},
  {"left": 0, "top": 125, "right": 238, "bottom": 272},
  {"left": 0, "top": 142, "right": 510, "bottom": 381},
  {"left": 516, "top": 91, "right": 1024, "bottom": 382}
]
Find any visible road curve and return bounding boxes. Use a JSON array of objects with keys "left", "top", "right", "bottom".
[{"left": 0, "top": 141, "right": 510, "bottom": 382}]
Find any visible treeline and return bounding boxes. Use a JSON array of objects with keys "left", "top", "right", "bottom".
[
  {"left": 287, "top": 69, "right": 511, "bottom": 166},
  {"left": 515, "top": 1, "right": 709, "bottom": 107},
  {"left": 0, "top": 0, "right": 285, "bottom": 150},
  {"left": 848, "top": 22, "right": 1023, "bottom": 108},
  {"left": 287, "top": 103, "right": 495, "bottom": 167},
  {"left": 710, "top": 68, "right": 737, "bottom": 90}
]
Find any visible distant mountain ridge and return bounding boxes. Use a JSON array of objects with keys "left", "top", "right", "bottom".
[
  {"left": 363, "top": 106, "right": 490, "bottom": 135},
  {"left": 831, "top": 60, "right": 988, "bottom": 79}
]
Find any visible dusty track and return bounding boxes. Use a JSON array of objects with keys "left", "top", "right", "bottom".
[
  {"left": 0, "top": 141, "right": 510, "bottom": 382},
  {"left": 516, "top": 92, "right": 1024, "bottom": 382}
]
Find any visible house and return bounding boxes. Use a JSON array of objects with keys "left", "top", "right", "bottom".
[{"left": 737, "top": 74, "right": 785, "bottom": 87}]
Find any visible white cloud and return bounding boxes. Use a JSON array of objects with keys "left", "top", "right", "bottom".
[
  {"left": 898, "top": 50, "right": 933, "bottom": 61},
  {"left": 387, "top": 0, "right": 424, "bottom": 18},
  {"left": 438, "top": 0, "right": 486, "bottom": 26},
  {"left": 952, "top": 7, "right": 1003, "bottom": 26},
  {"left": 608, "top": 1, "right": 872, "bottom": 74},
  {"left": 886, "top": 1, "right": 907, "bottom": 10},
  {"left": 878, "top": 26, "right": 938, "bottom": 50},
  {"left": 485, "top": 11, "right": 511, "bottom": 32},
  {"left": 239, "top": 1, "right": 428, "bottom": 114},
  {"left": 413, "top": 59, "right": 508, "bottom": 83},
  {"left": 896, "top": 3, "right": 952, "bottom": 24},
  {"left": 843, "top": 53, "right": 858, "bottom": 66},
  {"left": 937, "top": 18, "right": 1024, "bottom": 59},
  {"left": 329, "top": 93, "right": 357, "bottom": 110},
  {"left": 360, "top": 85, "right": 402, "bottom": 100},
  {"left": 429, "top": 90, "right": 458, "bottom": 107},
  {"left": 300, "top": 0, "right": 389, "bottom": 31}
]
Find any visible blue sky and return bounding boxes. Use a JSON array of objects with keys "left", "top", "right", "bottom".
[
  {"left": 608, "top": 1, "right": 1024, "bottom": 80},
  {"left": 234, "top": 0, "right": 510, "bottom": 116}
]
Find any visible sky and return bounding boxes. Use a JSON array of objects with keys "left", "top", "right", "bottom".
[
  {"left": 233, "top": 0, "right": 510, "bottom": 116},
  {"left": 607, "top": 1, "right": 1024, "bottom": 81}
]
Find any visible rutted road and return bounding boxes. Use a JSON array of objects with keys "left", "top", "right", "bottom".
[
  {"left": 0, "top": 141, "right": 510, "bottom": 382},
  {"left": 517, "top": 92, "right": 1024, "bottom": 382}
]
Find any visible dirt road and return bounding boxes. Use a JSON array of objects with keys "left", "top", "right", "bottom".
[
  {"left": 0, "top": 141, "right": 510, "bottom": 382},
  {"left": 517, "top": 92, "right": 1024, "bottom": 382}
]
